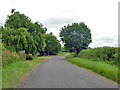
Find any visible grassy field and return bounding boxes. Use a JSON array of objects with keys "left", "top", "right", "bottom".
[
  {"left": 66, "top": 54, "right": 118, "bottom": 83},
  {"left": 2, "top": 58, "right": 46, "bottom": 88}
]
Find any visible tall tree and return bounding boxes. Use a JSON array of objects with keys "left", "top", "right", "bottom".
[
  {"left": 4, "top": 9, "right": 47, "bottom": 55},
  {"left": 59, "top": 22, "right": 92, "bottom": 55},
  {"left": 45, "top": 33, "right": 61, "bottom": 55}
]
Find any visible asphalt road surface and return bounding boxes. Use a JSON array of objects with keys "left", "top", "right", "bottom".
[{"left": 17, "top": 56, "right": 118, "bottom": 88}]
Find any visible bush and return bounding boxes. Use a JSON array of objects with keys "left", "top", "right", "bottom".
[
  {"left": 78, "top": 46, "right": 118, "bottom": 65},
  {"left": 44, "top": 53, "right": 47, "bottom": 56},
  {"left": 2, "top": 46, "right": 24, "bottom": 66},
  {"left": 26, "top": 55, "right": 33, "bottom": 60}
]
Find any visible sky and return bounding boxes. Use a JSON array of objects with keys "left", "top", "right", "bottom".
[{"left": 0, "top": 0, "right": 119, "bottom": 48}]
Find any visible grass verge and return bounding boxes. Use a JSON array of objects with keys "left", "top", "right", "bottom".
[
  {"left": 2, "top": 58, "right": 46, "bottom": 88},
  {"left": 66, "top": 54, "right": 118, "bottom": 83}
]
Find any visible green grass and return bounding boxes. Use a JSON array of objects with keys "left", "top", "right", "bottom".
[
  {"left": 66, "top": 54, "right": 118, "bottom": 83},
  {"left": 2, "top": 58, "right": 46, "bottom": 88}
]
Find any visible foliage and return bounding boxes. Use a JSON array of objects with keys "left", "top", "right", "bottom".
[
  {"left": 3, "top": 9, "right": 47, "bottom": 55},
  {"left": 5, "top": 11, "right": 31, "bottom": 29},
  {"left": 78, "top": 47, "right": 118, "bottom": 65},
  {"left": 62, "top": 46, "right": 75, "bottom": 52},
  {"left": 59, "top": 22, "right": 92, "bottom": 55},
  {"left": 0, "top": 26, "right": 2, "bottom": 39},
  {"left": 5, "top": 10, "right": 47, "bottom": 35},
  {"left": 26, "top": 55, "right": 33, "bottom": 60},
  {"left": 28, "top": 22, "right": 47, "bottom": 35},
  {"left": 2, "top": 27, "right": 37, "bottom": 55},
  {"left": 44, "top": 33, "right": 61, "bottom": 55},
  {"left": 66, "top": 54, "right": 118, "bottom": 83},
  {"left": 34, "top": 32, "right": 46, "bottom": 54},
  {"left": 2, "top": 46, "right": 25, "bottom": 66}
]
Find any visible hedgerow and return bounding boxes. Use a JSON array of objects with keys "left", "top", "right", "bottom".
[{"left": 78, "top": 47, "right": 118, "bottom": 65}]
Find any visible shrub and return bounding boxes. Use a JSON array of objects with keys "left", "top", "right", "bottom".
[
  {"left": 2, "top": 46, "right": 24, "bottom": 66},
  {"left": 44, "top": 53, "right": 47, "bottom": 56},
  {"left": 26, "top": 55, "right": 33, "bottom": 60},
  {"left": 78, "top": 46, "right": 118, "bottom": 65}
]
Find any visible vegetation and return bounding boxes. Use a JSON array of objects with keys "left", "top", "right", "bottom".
[
  {"left": 2, "top": 58, "right": 45, "bottom": 88},
  {"left": 2, "top": 9, "right": 61, "bottom": 56},
  {"left": 2, "top": 27, "right": 37, "bottom": 55},
  {"left": 59, "top": 22, "right": 92, "bottom": 55},
  {"left": 2, "top": 46, "right": 24, "bottom": 66},
  {"left": 2, "top": 9, "right": 61, "bottom": 88},
  {"left": 2, "top": 39, "right": 46, "bottom": 88},
  {"left": 78, "top": 47, "right": 118, "bottom": 65},
  {"left": 66, "top": 46, "right": 119, "bottom": 83},
  {"left": 66, "top": 54, "right": 118, "bottom": 83},
  {"left": 44, "top": 33, "right": 61, "bottom": 55},
  {"left": 26, "top": 55, "right": 33, "bottom": 60},
  {"left": 34, "top": 32, "right": 46, "bottom": 55}
]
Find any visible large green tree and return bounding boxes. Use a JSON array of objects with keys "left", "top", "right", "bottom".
[
  {"left": 4, "top": 9, "right": 47, "bottom": 55},
  {"left": 45, "top": 33, "right": 61, "bottom": 55},
  {"left": 59, "top": 22, "right": 92, "bottom": 55}
]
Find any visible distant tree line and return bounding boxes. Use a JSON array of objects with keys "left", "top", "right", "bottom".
[{"left": 1, "top": 9, "right": 61, "bottom": 56}]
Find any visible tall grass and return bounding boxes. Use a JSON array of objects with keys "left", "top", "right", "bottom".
[
  {"left": 2, "top": 46, "right": 46, "bottom": 88},
  {"left": 2, "top": 47, "right": 24, "bottom": 66},
  {"left": 66, "top": 54, "right": 118, "bottom": 83}
]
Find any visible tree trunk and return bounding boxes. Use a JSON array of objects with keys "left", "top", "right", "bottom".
[{"left": 76, "top": 48, "right": 80, "bottom": 55}]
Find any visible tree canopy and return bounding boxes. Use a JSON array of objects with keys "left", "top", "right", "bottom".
[
  {"left": 5, "top": 10, "right": 47, "bottom": 35},
  {"left": 59, "top": 22, "right": 92, "bottom": 55},
  {"left": 44, "top": 33, "right": 61, "bottom": 55},
  {"left": 2, "top": 9, "right": 61, "bottom": 56},
  {"left": 2, "top": 27, "right": 37, "bottom": 55},
  {"left": 2, "top": 9, "right": 47, "bottom": 55}
]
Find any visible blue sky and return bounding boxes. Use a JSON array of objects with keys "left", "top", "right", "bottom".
[{"left": 0, "top": 0, "right": 119, "bottom": 48}]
